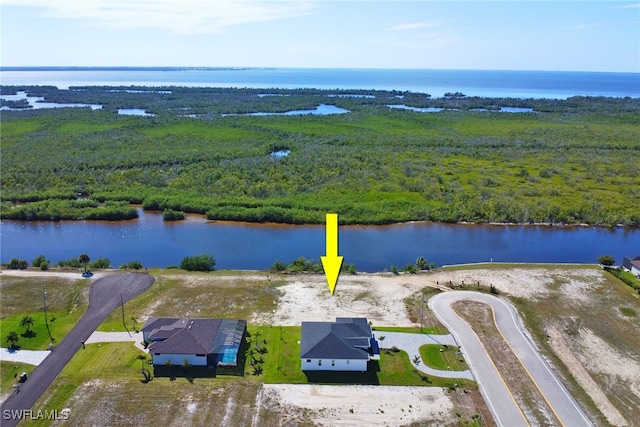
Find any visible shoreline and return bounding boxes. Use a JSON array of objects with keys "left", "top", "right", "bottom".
[{"left": 1, "top": 210, "right": 636, "bottom": 230}]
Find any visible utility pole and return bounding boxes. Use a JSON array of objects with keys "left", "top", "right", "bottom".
[
  {"left": 43, "top": 287, "right": 53, "bottom": 342},
  {"left": 420, "top": 292, "right": 425, "bottom": 332}
]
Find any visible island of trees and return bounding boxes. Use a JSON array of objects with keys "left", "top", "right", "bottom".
[{"left": 1, "top": 85, "right": 638, "bottom": 226}]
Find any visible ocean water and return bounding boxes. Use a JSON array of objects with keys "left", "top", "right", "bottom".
[{"left": 1, "top": 68, "right": 638, "bottom": 99}]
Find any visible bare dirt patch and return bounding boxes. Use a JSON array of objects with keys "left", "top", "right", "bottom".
[
  {"left": 263, "top": 384, "right": 456, "bottom": 426},
  {"left": 270, "top": 273, "right": 434, "bottom": 326}
]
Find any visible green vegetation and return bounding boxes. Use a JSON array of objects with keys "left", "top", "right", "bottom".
[
  {"left": 162, "top": 208, "right": 185, "bottom": 221},
  {"left": 1, "top": 199, "right": 138, "bottom": 221},
  {"left": 180, "top": 254, "right": 216, "bottom": 272},
  {"left": 597, "top": 255, "right": 615, "bottom": 266},
  {"left": 270, "top": 257, "right": 356, "bottom": 275},
  {"left": 419, "top": 344, "right": 469, "bottom": 371},
  {"left": 0, "top": 361, "right": 35, "bottom": 396},
  {"left": 2, "top": 87, "right": 639, "bottom": 226},
  {"left": 0, "top": 276, "right": 90, "bottom": 350},
  {"left": 372, "top": 326, "right": 444, "bottom": 335},
  {"left": 605, "top": 267, "right": 640, "bottom": 292},
  {"left": 620, "top": 307, "right": 637, "bottom": 317}
]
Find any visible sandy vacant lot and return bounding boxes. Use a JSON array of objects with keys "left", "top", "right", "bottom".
[{"left": 263, "top": 384, "right": 455, "bottom": 426}]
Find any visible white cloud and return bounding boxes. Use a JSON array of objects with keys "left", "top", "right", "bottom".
[
  {"left": 388, "top": 21, "right": 444, "bottom": 31},
  {"left": 0, "top": 0, "right": 315, "bottom": 34}
]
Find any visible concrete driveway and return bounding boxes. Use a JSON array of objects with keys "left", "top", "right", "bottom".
[{"left": 375, "top": 331, "right": 475, "bottom": 381}]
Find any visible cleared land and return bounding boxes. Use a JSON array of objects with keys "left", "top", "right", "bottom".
[{"left": 1, "top": 265, "right": 638, "bottom": 426}]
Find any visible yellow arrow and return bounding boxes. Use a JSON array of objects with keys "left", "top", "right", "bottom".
[{"left": 321, "top": 213, "right": 343, "bottom": 295}]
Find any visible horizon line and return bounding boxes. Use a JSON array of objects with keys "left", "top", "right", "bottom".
[{"left": 1, "top": 66, "right": 638, "bottom": 74}]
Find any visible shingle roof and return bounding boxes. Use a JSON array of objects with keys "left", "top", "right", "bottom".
[
  {"left": 300, "top": 318, "right": 373, "bottom": 360},
  {"left": 146, "top": 318, "right": 223, "bottom": 355}
]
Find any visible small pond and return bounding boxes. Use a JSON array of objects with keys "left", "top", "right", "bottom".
[{"left": 117, "top": 108, "right": 156, "bottom": 116}]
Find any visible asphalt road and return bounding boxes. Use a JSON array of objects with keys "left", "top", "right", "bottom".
[
  {"left": 429, "top": 291, "right": 593, "bottom": 427},
  {"left": 1, "top": 273, "right": 154, "bottom": 426}
]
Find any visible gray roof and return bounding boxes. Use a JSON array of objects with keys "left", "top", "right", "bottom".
[
  {"left": 144, "top": 318, "right": 246, "bottom": 356},
  {"left": 300, "top": 318, "right": 373, "bottom": 360}
]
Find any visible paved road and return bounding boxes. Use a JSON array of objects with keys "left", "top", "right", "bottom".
[
  {"left": 1, "top": 273, "right": 154, "bottom": 426},
  {"left": 375, "top": 331, "right": 474, "bottom": 380},
  {"left": 429, "top": 291, "right": 593, "bottom": 427}
]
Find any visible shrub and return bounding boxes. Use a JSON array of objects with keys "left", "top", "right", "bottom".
[
  {"left": 341, "top": 263, "right": 357, "bottom": 275},
  {"left": 270, "top": 260, "right": 287, "bottom": 273},
  {"left": 32, "top": 254, "right": 49, "bottom": 268},
  {"left": 90, "top": 258, "right": 111, "bottom": 269},
  {"left": 8, "top": 258, "right": 28, "bottom": 270},
  {"left": 404, "top": 263, "right": 417, "bottom": 274},
  {"left": 597, "top": 255, "right": 615, "bottom": 266},
  {"left": 180, "top": 254, "right": 216, "bottom": 272},
  {"left": 120, "top": 260, "right": 143, "bottom": 270},
  {"left": 57, "top": 257, "right": 81, "bottom": 268},
  {"left": 287, "top": 257, "right": 322, "bottom": 273},
  {"left": 162, "top": 209, "right": 185, "bottom": 221}
]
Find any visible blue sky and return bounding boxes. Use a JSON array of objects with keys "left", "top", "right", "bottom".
[{"left": 1, "top": 1, "right": 638, "bottom": 72}]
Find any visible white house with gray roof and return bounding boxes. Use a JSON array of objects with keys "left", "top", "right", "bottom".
[{"left": 300, "top": 317, "right": 380, "bottom": 372}]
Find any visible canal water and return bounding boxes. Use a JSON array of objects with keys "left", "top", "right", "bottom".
[{"left": 1, "top": 209, "right": 638, "bottom": 271}]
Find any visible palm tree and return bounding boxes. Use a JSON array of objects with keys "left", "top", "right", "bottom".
[
  {"left": 6, "top": 331, "right": 20, "bottom": 349},
  {"left": 412, "top": 355, "right": 421, "bottom": 373},
  {"left": 19, "top": 316, "right": 34, "bottom": 333},
  {"left": 78, "top": 254, "right": 90, "bottom": 274},
  {"left": 415, "top": 257, "right": 428, "bottom": 270}
]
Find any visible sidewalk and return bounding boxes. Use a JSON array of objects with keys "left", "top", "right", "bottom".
[
  {"left": 0, "top": 348, "right": 50, "bottom": 366},
  {"left": 85, "top": 331, "right": 146, "bottom": 352},
  {"left": 0, "top": 332, "right": 146, "bottom": 366},
  {"left": 373, "top": 331, "right": 474, "bottom": 381}
]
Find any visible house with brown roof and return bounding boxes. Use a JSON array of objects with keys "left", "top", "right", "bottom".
[
  {"left": 300, "top": 317, "right": 380, "bottom": 372},
  {"left": 141, "top": 317, "right": 246, "bottom": 367}
]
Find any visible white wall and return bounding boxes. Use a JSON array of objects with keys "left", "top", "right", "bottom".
[
  {"left": 301, "top": 358, "right": 367, "bottom": 372},
  {"left": 632, "top": 265, "right": 640, "bottom": 277},
  {"left": 152, "top": 353, "right": 207, "bottom": 366}
]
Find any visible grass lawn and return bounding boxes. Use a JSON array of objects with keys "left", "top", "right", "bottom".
[
  {"left": 419, "top": 344, "right": 469, "bottom": 372},
  {"left": 0, "top": 361, "right": 36, "bottom": 397},
  {"left": 0, "top": 276, "right": 90, "bottom": 350},
  {"left": 373, "top": 326, "right": 444, "bottom": 335}
]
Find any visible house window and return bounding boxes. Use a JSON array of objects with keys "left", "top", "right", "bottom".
[
  {"left": 346, "top": 360, "right": 350, "bottom": 365},
  {"left": 306, "top": 359, "right": 311, "bottom": 363},
  {"left": 196, "top": 354, "right": 205, "bottom": 357},
  {"left": 331, "top": 360, "right": 335, "bottom": 366},
  {"left": 318, "top": 360, "right": 322, "bottom": 366}
]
